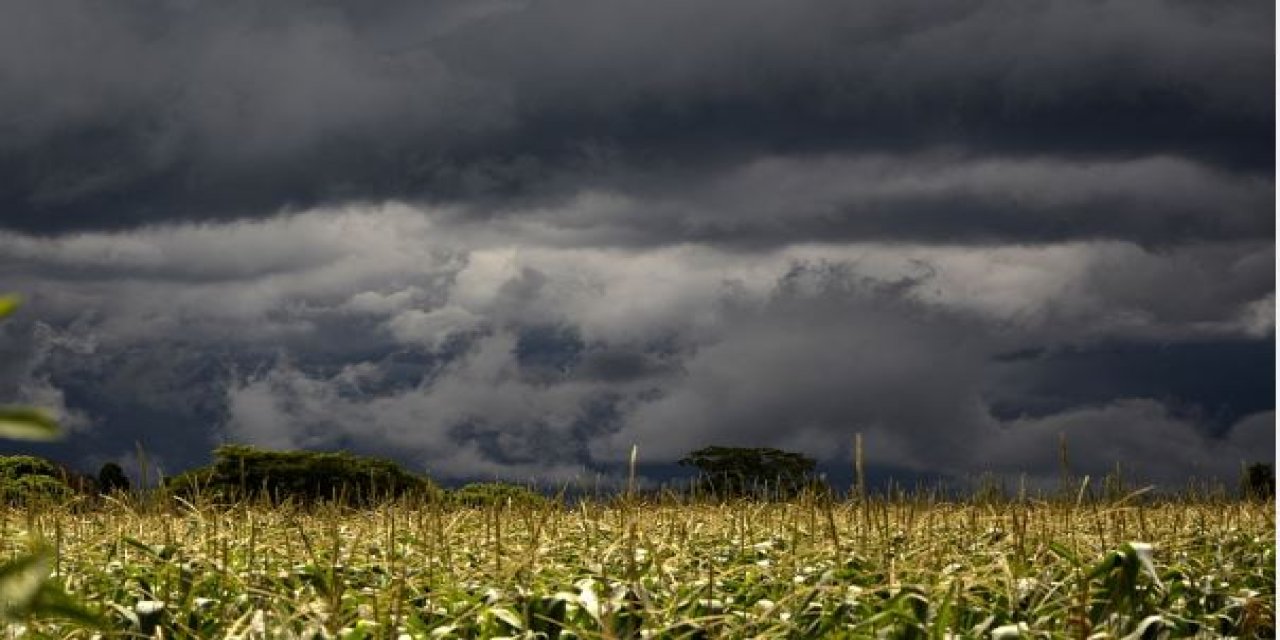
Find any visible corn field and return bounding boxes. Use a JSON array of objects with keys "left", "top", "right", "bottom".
[{"left": 1, "top": 491, "right": 1274, "bottom": 639}]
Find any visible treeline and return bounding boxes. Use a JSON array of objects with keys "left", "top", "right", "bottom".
[
  {"left": 2, "top": 444, "right": 1275, "bottom": 507},
  {"left": 0, "top": 445, "right": 547, "bottom": 508},
  {"left": 0, "top": 444, "right": 834, "bottom": 507},
  {"left": 165, "top": 445, "right": 439, "bottom": 504}
]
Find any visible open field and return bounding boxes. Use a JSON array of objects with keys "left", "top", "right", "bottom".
[{"left": 2, "top": 494, "right": 1275, "bottom": 639}]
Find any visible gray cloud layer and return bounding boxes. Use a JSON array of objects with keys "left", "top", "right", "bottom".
[
  {"left": 0, "top": 1, "right": 1272, "bottom": 487},
  {"left": 0, "top": 209, "right": 1271, "bottom": 484},
  {"left": 0, "top": 0, "right": 1271, "bottom": 243}
]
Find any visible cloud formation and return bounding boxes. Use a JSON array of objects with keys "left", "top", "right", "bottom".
[
  {"left": 0, "top": 0, "right": 1270, "bottom": 241},
  {"left": 0, "top": 207, "right": 1271, "bottom": 484},
  {"left": 0, "top": 1, "right": 1270, "bottom": 487}
]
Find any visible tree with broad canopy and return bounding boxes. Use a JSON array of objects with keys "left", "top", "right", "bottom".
[{"left": 679, "top": 446, "right": 819, "bottom": 499}]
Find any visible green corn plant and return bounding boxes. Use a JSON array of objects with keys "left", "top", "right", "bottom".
[
  {"left": 0, "top": 294, "right": 100, "bottom": 630},
  {"left": 0, "top": 406, "right": 59, "bottom": 441},
  {"left": 0, "top": 297, "right": 56, "bottom": 449},
  {"left": 0, "top": 296, "right": 57, "bottom": 443},
  {"left": 0, "top": 297, "right": 60, "bottom": 443}
]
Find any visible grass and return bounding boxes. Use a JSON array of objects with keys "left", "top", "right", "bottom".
[{"left": 1, "top": 491, "right": 1274, "bottom": 639}]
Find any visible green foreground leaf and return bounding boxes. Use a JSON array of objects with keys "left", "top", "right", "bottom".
[
  {"left": 0, "top": 295, "right": 18, "bottom": 319},
  {"left": 0, "top": 407, "right": 61, "bottom": 441},
  {"left": 0, "top": 549, "right": 101, "bottom": 626},
  {"left": 0, "top": 551, "right": 50, "bottom": 621}
]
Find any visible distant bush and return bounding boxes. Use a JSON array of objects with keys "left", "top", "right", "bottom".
[
  {"left": 1, "top": 475, "right": 75, "bottom": 504},
  {"left": 450, "top": 482, "right": 552, "bottom": 508},
  {"left": 0, "top": 455, "right": 61, "bottom": 479},
  {"left": 166, "top": 445, "right": 440, "bottom": 505},
  {"left": 1242, "top": 462, "right": 1275, "bottom": 500},
  {"left": 679, "top": 446, "right": 820, "bottom": 499},
  {"left": 0, "top": 455, "right": 77, "bottom": 505},
  {"left": 165, "top": 465, "right": 218, "bottom": 499},
  {"left": 97, "top": 462, "right": 130, "bottom": 495}
]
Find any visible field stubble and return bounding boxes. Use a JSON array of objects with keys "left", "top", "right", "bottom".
[{"left": 1, "top": 493, "right": 1274, "bottom": 639}]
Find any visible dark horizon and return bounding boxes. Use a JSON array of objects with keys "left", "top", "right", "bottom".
[{"left": 6, "top": 425, "right": 1274, "bottom": 497}]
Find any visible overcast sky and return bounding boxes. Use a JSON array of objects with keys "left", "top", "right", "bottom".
[{"left": 0, "top": 0, "right": 1273, "bottom": 489}]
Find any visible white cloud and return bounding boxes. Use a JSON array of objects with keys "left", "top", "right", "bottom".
[
  {"left": 387, "top": 306, "right": 483, "bottom": 349},
  {"left": 0, "top": 205, "right": 1269, "bottom": 483},
  {"left": 221, "top": 330, "right": 623, "bottom": 480},
  {"left": 988, "top": 402, "right": 1274, "bottom": 486}
]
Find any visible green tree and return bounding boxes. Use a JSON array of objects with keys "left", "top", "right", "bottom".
[
  {"left": 1242, "top": 462, "right": 1275, "bottom": 500},
  {"left": 450, "top": 482, "right": 551, "bottom": 507},
  {"left": 0, "top": 455, "right": 76, "bottom": 505},
  {"left": 97, "top": 462, "right": 131, "bottom": 495},
  {"left": 0, "top": 454, "right": 61, "bottom": 478},
  {"left": 679, "top": 446, "right": 818, "bottom": 499},
  {"left": 168, "top": 444, "right": 440, "bottom": 505}
]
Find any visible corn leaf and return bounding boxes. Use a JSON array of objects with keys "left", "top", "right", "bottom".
[
  {"left": 0, "top": 550, "right": 52, "bottom": 622},
  {"left": 0, "top": 407, "right": 61, "bottom": 441},
  {"left": 0, "top": 295, "right": 18, "bottom": 319}
]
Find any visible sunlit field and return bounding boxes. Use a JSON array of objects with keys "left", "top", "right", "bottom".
[{"left": 2, "top": 492, "right": 1273, "bottom": 638}]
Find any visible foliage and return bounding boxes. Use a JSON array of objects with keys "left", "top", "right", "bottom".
[
  {"left": 679, "top": 445, "right": 818, "bottom": 498},
  {"left": 1242, "top": 462, "right": 1275, "bottom": 500},
  {"left": 449, "top": 482, "right": 552, "bottom": 507},
  {"left": 0, "top": 407, "right": 60, "bottom": 442},
  {"left": 0, "top": 294, "right": 99, "bottom": 630},
  {"left": 0, "top": 455, "right": 62, "bottom": 480},
  {"left": 0, "top": 296, "right": 59, "bottom": 443},
  {"left": 0, "top": 456, "right": 77, "bottom": 506},
  {"left": 0, "top": 547, "right": 99, "bottom": 627},
  {"left": 0, "top": 474, "right": 75, "bottom": 505},
  {"left": 163, "top": 465, "right": 217, "bottom": 499},
  {"left": 96, "top": 462, "right": 131, "bottom": 495},
  {"left": 168, "top": 444, "right": 441, "bottom": 505},
  {"left": 1, "top": 494, "right": 1272, "bottom": 638}
]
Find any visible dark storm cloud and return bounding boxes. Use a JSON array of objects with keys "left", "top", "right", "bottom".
[
  {"left": 592, "top": 262, "right": 995, "bottom": 467},
  {"left": 591, "top": 260, "right": 1273, "bottom": 484},
  {"left": 0, "top": 2, "right": 1271, "bottom": 487},
  {"left": 484, "top": 154, "right": 1272, "bottom": 248},
  {"left": 0, "top": 0, "right": 1271, "bottom": 246},
  {"left": 987, "top": 339, "right": 1275, "bottom": 430},
  {"left": 0, "top": 211, "right": 1270, "bottom": 483}
]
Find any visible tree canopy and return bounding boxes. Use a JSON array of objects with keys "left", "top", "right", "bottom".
[
  {"left": 0, "top": 455, "right": 78, "bottom": 504},
  {"left": 1242, "top": 462, "right": 1275, "bottom": 500},
  {"left": 678, "top": 446, "right": 818, "bottom": 499},
  {"left": 166, "top": 444, "right": 440, "bottom": 505},
  {"left": 97, "top": 462, "right": 130, "bottom": 495},
  {"left": 449, "top": 482, "right": 552, "bottom": 508}
]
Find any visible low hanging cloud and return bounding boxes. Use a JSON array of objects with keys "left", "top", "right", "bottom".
[
  {"left": 988, "top": 402, "right": 1275, "bottom": 485},
  {"left": 2, "top": 207, "right": 1267, "bottom": 485},
  {"left": 477, "top": 154, "right": 1272, "bottom": 248}
]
